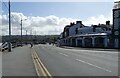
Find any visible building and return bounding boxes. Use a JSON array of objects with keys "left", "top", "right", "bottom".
[
  {"left": 60, "top": 21, "right": 85, "bottom": 46},
  {"left": 112, "top": 1, "right": 120, "bottom": 49},
  {"left": 58, "top": 1, "right": 120, "bottom": 49},
  {"left": 75, "top": 21, "right": 112, "bottom": 48},
  {"left": 59, "top": 21, "right": 112, "bottom": 48}
]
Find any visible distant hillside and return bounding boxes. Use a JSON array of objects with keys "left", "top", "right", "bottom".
[{"left": 1, "top": 35, "right": 60, "bottom": 43}]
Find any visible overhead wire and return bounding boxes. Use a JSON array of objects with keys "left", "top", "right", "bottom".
[{"left": 2, "top": 2, "right": 9, "bottom": 11}]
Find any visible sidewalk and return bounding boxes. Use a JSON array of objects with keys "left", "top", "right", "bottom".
[
  {"left": 59, "top": 46, "right": 118, "bottom": 52},
  {"left": 2, "top": 46, "right": 37, "bottom": 76}
]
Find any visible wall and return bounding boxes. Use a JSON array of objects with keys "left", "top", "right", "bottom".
[
  {"left": 69, "top": 23, "right": 81, "bottom": 36},
  {"left": 78, "top": 26, "right": 112, "bottom": 35},
  {"left": 78, "top": 26, "right": 93, "bottom": 34}
]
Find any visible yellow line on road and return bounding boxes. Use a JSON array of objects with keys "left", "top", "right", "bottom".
[
  {"left": 31, "top": 47, "right": 52, "bottom": 78},
  {"left": 34, "top": 50, "right": 47, "bottom": 76},
  {"left": 31, "top": 51, "right": 41, "bottom": 76}
]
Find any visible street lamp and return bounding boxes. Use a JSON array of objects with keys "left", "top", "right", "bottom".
[{"left": 20, "top": 18, "right": 27, "bottom": 47}]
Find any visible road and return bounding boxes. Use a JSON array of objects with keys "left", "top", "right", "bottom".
[{"left": 34, "top": 44, "right": 118, "bottom": 76}]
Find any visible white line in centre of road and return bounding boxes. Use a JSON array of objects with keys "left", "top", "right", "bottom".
[
  {"left": 76, "top": 59, "right": 112, "bottom": 72},
  {"left": 59, "top": 53, "right": 68, "bottom": 57}
]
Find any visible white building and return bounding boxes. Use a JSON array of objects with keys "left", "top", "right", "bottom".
[{"left": 59, "top": 21, "right": 112, "bottom": 48}]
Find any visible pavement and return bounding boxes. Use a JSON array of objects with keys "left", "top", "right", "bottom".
[
  {"left": 35, "top": 44, "right": 118, "bottom": 76},
  {"left": 2, "top": 46, "right": 37, "bottom": 76},
  {"left": 60, "top": 46, "right": 118, "bottom": 52}
]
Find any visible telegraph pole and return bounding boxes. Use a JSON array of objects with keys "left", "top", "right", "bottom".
[
  {"left": 21, "top": 19, "right": 22, "bottom": 46},
  {"left": 8, "top": 0, "right": 11, "bottom": 52},
  {"left": 34, "top": 31, "right": 36, "bottom": 44},
  {"left": 30, "top": 30, "right": 32, "bottom": 42},
  {"left": 34, "top": 31, "right": 36, "bottom": 38}
]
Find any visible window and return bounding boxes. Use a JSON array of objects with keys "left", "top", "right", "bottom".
[
  {"left": 115, "top": 39, "right": 118, "bottom": 48},
  {"left": 114, "top": 11, "right": 117, "bottom": 17},
  {"left": 119, "top": 10, "right": 120, "bottom": 17},
  {"left": 75, "top": 28, "right": 78, "bottom": 34},
  {"left": 114, "top": 31, "right": 119, "bottom": 35},
  {"left": 114, "top": 10, "right": 120, "bottom": 18},
  {"left": 114, "top": 18, "right": 119, "bottom": 29}
]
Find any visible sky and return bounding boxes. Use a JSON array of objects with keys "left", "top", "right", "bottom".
[
  {"left": 3, "top": 2, "right": 113, "bottom": 19},
  {"left": 1, "top": 2, "right": 115, "bottom": 35}
]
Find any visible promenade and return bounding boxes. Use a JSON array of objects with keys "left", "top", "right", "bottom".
[{"left": 2, "top": 46, "right": 37, "bottom": 76}]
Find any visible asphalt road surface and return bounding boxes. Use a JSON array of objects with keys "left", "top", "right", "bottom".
[{"left": 35, "top": 44, "right": 118, "bottom": 76}]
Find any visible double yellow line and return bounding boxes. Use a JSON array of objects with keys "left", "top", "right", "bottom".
[{"left": 31, "top": 47, "right": 52, "bottom": 78}]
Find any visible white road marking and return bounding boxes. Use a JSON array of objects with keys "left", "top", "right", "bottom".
[
  {"left": 59, "top": 53, "right": 68, "bottom": 57},
  {"left": 76, "top": 59, "right": 112, "bottom": 72}
]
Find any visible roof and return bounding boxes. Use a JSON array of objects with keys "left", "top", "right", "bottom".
[
  {"left": 66, "top": 33, "right": 108, "bottom": 39},
  {"left": 60, "top": 32, "right": 111, "bottom": 40},
  {"left": 75, "top": 33, "right": 107, "bottom": 37}
]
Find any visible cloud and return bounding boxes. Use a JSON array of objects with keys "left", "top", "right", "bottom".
[
  {"left": 1, "top": 12, "right": 112, "bottom": 35},
  {"left": 1, "top": 12, "right": 77, "bottom": 35},
  {"left": 83, "top": 13, "right": 112, "bottom": 26},
  {"left": 114, "top": 0, "right": 120, "bottom": 1}
]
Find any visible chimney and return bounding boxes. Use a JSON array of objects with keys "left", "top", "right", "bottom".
[
  {"left": 76, "top": 21, "right": 82, "bottom": 24},
  {"left": 70, "top": 22, "right": 75, "bottom": 26},
  {"left": 72, "top": 22, "right": 75, "bottom": 25},
  {"left": 106, "top": 21, "right": 110, "bottom": 25},
  {"left": 70, "top": 22, "right": 73, "bottom": 26}
]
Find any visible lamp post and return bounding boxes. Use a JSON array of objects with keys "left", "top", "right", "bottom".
[
  {"left": 20, "top": 18, "right": 27, "bottom": 47},
  {"left": 26, "top": 30, "right": 27, "bottom": 45},
  {"left": 30, "top": 30, "right": 32, "bottom": 42}
]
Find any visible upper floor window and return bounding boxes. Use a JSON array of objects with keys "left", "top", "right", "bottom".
[
  {"left": 114, "top": 10, "right": 120, "bottom": 18},
  {"left": 75, "top": 28, "right": 78, "bottom": 34},
  {"left": 114, "top": 18, "right": 120, "bottom": 29}
]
